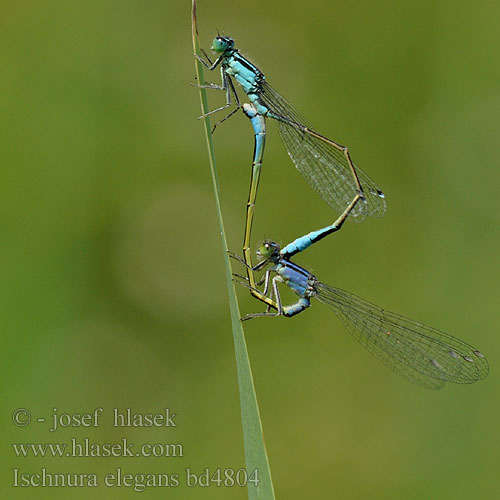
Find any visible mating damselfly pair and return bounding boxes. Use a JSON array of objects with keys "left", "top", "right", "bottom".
[{"left": 195, "top": 35, "right": 488, "bottom": 389}]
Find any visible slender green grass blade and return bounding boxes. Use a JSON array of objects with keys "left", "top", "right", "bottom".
[{"left": 191, "top": 2, "right": 275, "bottom": 499}]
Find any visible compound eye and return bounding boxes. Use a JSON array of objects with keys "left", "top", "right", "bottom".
[{"left": 212, "top": 37, "right": 227, "bottom": 52}]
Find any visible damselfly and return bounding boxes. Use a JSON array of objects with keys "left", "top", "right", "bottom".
[
  {"left": 231, "top": 241, "right": 488, "bottom": 389},
  {"left": 196, "top": 36, "right": 386, "bottom": 301}
]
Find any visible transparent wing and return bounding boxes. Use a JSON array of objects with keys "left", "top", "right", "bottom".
[
  {"left": 314, "top": 281, "right": 488, "bottom": 389},
  {"left": 260, "top": 81, "right": 386, "bottom": 222}
]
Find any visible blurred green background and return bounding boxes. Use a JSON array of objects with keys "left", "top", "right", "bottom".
[{"left": 1, "top": 0, "right": 499, "bottom": 498}]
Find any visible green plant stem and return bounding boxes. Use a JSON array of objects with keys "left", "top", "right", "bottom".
[{"left": 191, "top": 2, "right": 275, "bottom": 499}]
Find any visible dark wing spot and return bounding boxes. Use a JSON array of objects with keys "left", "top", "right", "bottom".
[{"left": 430, "top": 359, "right": 443, "bottom": 370}]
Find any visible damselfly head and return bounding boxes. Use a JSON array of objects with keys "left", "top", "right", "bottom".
[
  {"left": 212, "top": 36, "right": 234, "bottom": 53},
  {"left": 257, "top": 241, "right": 280, "bottom": 260}
]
